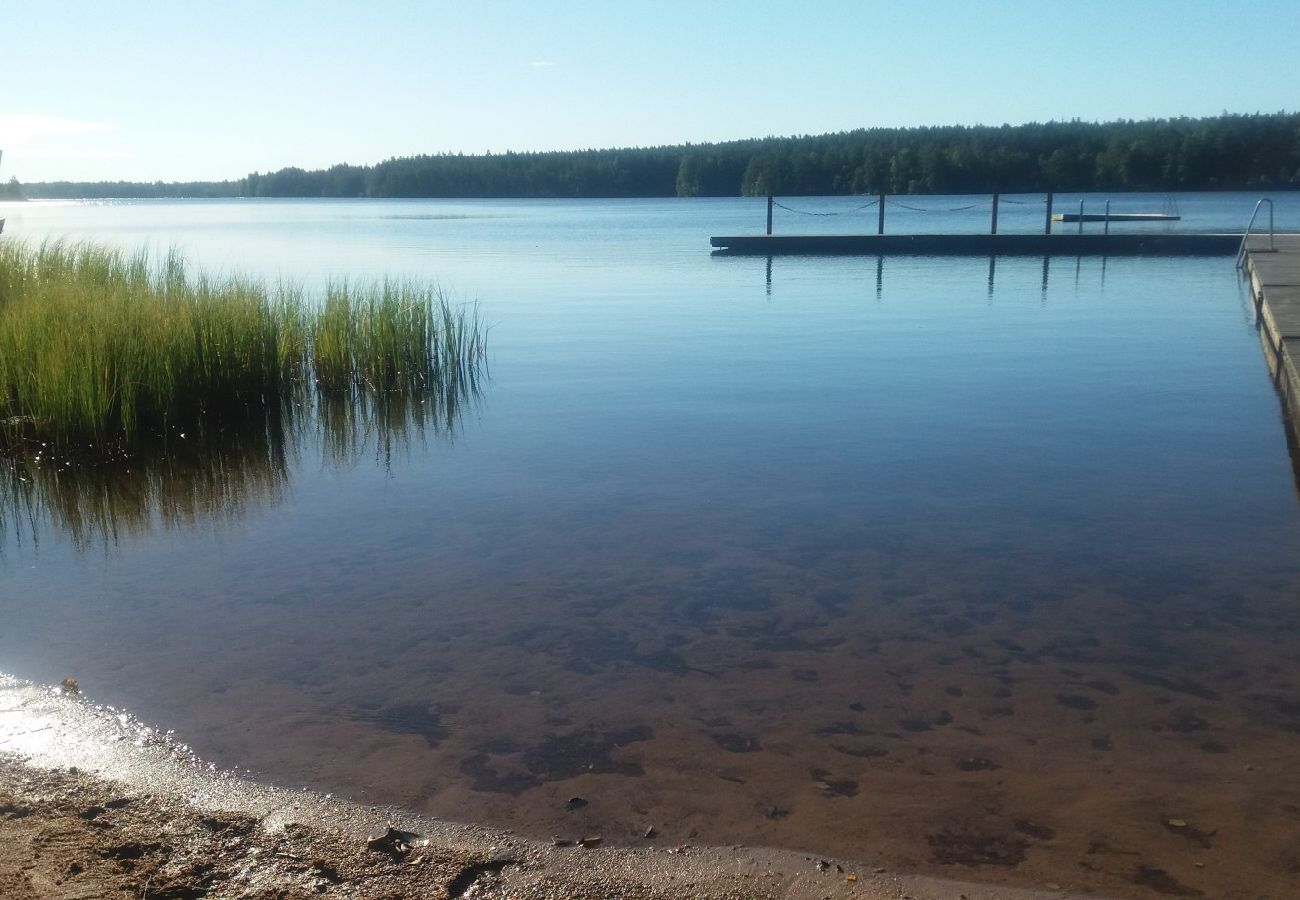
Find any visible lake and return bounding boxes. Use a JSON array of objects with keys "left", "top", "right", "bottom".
[{"left": 2, "top": 193, "right": 1300, "bottom": 899}]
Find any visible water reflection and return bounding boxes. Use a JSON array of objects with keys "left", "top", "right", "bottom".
[
  {"left": 316, "top": 363, "right": 480, "bottom": 470},
  {"left": 2, "top": 418, "right": 291, "bottom": 551},
  {"left": 1254, "top": 323, "right": 1300, "bottom": 501},
  {"left": 1, "top": 373, "right": 482, "bottom": 550},
  {"left": 1281, "top": 406, "right": 1300, "bottom": 500},
  {"left": 751, "top": 252, "right": 1095, "bottom": 301}
]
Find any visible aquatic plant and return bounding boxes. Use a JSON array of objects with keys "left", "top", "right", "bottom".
[
  {"left": 311, "top": 278, "right": 486, "bottom": 393},
  {"left": 0, "top": 240, "right": 487, "bottom": 459}
]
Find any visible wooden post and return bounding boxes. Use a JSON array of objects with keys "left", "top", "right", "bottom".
[
  {"left": 1104, "top": 200, "right": 1111, "bottom": 235},
  {"left": 766, "top": 195, "right": 774, "bottom": 236},
  {"left": 990, "top": 192, "right": 1000, "bottom": 235},
  {"left": 1077, "top": 200, "right": 1084, "bottom": 234},
  {"left": 878, "top": 193, "right": 886, "bottom": 235},
  {"left": 1045, "top": 191, "right": 1054, "bottom": 234}
]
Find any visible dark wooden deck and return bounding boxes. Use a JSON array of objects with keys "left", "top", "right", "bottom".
[{"left": 709, "top": 233, "right": 1241, "bottom": 256}]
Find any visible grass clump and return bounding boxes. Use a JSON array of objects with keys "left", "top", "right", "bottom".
[
  {"left": 311, "top": 278, "right": 486, "bottom": 393},
  {"left": 0, "top": 240, "right": 486, "bottom": 459}
]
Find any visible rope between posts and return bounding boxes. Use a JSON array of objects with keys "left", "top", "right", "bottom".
[
  {"left": 887, "top": 199, "right": 986, "bottom": 212},
  {"left": 772, "top": 201, "right": 836, "bottom": 217},
  {"left": 772, "top": 198, "right": 880, "bottom": 217},
  {"left": 767, "top": 193, "right": 1053, "bottom": 219}
]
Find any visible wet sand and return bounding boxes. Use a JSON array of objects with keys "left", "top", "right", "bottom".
[{"left": 0, "top": 674, "right": 1083, "bottom": 899}]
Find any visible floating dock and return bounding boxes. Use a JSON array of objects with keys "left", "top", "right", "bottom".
[
  {"left": 1051, "top": 212, "right": 1180, "bottom": 223},
  {"left": 709, "top": 233, "right": 1241, "bottom": 256},
  {"left": 1242, "top": 234, "right": 1300, "bottom": 436}
]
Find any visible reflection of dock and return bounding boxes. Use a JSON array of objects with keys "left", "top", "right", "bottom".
[{"left": 710, "top": 233, "right": 1240, "bottom": 256}]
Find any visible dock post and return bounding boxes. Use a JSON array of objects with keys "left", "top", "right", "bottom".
[
  {"left": 766, "top": 195, "right": 774, "bottom": 236},
  {"left": 878, "top": 194, "right": 886, "bottom": 234},
  {"left": 1104, "top": 200, "right": 1111, "bottom": 235},
  {"left": 1077, "top": 200, "right": 1085, "bottom": 234},
  {"left": 1045, "top": 191, "right": 1053, "bottom": 234},
  {"left": 990, "top": 192, "right": 999, "bottom": 235}
]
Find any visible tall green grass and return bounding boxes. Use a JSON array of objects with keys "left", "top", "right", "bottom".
[
  {"left": 0, "top": 240, "right": 487, "bottom": 458},
  {"left": 311, "top": 279, "right": 486, "bottom": 393}
]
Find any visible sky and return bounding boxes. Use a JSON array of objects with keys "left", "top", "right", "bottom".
[{"left": 3, "top": 0, "right": 1299, "bottom": 183}]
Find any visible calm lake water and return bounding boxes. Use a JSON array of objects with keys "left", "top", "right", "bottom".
[{"left": 3, "top": 194, "right": 1300, "bottom": 899}]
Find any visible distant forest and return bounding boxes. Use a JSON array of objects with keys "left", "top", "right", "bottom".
[{"left": 14, "top": 113, "right": 1300, "bottom": 200}]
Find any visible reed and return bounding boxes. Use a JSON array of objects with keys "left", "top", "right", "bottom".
[
  {"left": 310, "top": 279, "right": 485, "bottom": 393},
  {"left": 0, "top": 240, "right": 487, "bottom": 459}
]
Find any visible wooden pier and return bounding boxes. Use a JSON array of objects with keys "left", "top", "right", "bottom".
[
  {"left": 710, "top": 233, "right": 1241, "bottom": 256},
  {"left": 1242, "top": 234, "right": 1300, "bottom": 432}
]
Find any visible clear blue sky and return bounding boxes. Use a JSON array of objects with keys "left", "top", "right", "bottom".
[{"left": 4, "top": 0, "right": 1298, "bottom": 183}]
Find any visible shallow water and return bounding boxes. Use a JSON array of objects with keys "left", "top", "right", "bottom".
[{"left": 3, "top": 195, "right": 1300, "bottom": 898}]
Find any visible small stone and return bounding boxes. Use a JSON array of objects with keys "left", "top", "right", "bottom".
[
  {"left": 643, "top": 825, "right": 656, "bottom": 839},
  {"left": 366, "top": 826, "right": 415, "bottom": 855},
  {"left": 578, "top": 836, "right": 602, "bottom": 848}
]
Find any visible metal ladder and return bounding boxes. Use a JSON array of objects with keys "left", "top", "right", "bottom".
[{"left": 1236, "top": 198, "right": 1275, "bottom": 269}]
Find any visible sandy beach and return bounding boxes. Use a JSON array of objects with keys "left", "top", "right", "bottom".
[{"left": 0, "top": 673, "right": 1093, "bottom": 899}]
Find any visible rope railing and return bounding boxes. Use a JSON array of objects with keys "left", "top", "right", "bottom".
[
  {"left": 771, "top": 196, "right": 1050, "bottom": 215},
  {"left": 761, "top": 191, "right": 1061, "bottom": 236},
  {"left": 772, "top": 198, "right": 879, "bottom": 217},
  {"left": 886, "top": 199, "right": 986, "bottom": 212}
]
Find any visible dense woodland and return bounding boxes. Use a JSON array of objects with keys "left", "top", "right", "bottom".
[{"left": 12, "top": 113, "right": 1300, "bottom": 200}]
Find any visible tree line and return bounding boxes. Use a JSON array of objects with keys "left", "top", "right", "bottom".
[{"left": 13, "top": 113, "right": 1300, "bottom": 200}]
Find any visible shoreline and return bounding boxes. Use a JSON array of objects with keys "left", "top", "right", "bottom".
[{"left": 0, "top": 673, "right": 1092, "bottom": 899}]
